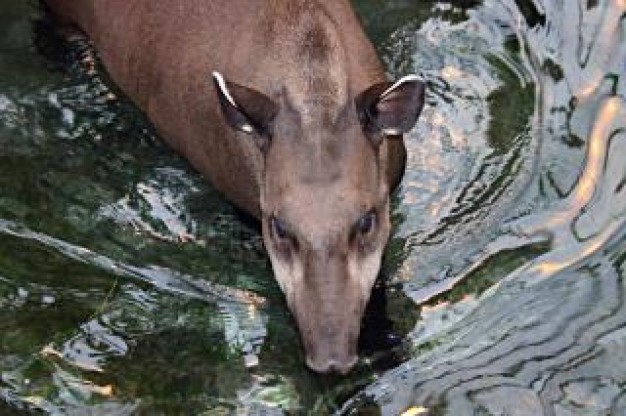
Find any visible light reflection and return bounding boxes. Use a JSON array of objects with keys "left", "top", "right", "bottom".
[
  {"left": 441, "top": 66, "right": 463, "bottom": 80},
  {"left": 431, "top": 112, "right": 446, "bottom": 127},
  {"left": 421, "top": 301, "right": 450, "bottom": 315},
  {"left": 41, "top": 343, "right": 105, "bottom": 373},
  {"left": 40, "top": 344, "right": 62, "bottom": 360},
  {"left": 533, "top": 220, "right": 621, "bottom": 278},
  {"left": 523, "top": 97, "right": 623, "bottom": 281},
  {"left": 534, "top": 261, "right": 562, "bottom": 276},
  {"left": 576, "top": 81, "right": 601, "bottom": 101},
  {"left": 449, "top": 127, "right": 465, "bottom": 147},
  {"left": 536, "top": 97, "right": 621, "bottom": 232},
  {"left": 22, "top": 396, "right": 46, "bottom": 408},
  {"left": 401, "top": 406, "right": 430, "bottom": 415},
  {"left": 570, "top": 97, "right": 620, "bottom": 213},
  {"left": 247, "top": 303, "right": 257, "bottom": 320},
  {"left": 66, "top": 380, "right": 114, "bottom": 397}
]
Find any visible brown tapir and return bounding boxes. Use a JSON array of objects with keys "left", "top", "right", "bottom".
[{"left": 44, "top": 0, "right": 425, "bottom": 373}]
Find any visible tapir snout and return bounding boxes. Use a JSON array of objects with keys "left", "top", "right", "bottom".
[{"left": 290, "top": 250, "right": 366, "bottom": 374}]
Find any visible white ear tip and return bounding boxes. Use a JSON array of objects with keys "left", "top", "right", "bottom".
[
  {"left": 400, "top": 74, "right": 424, "bottom": 82},
  {"left": 381, "top": 74, "right": 424, "bottom": 98},
  {"left": 212, "top": 71, "right": 224, "bottom": 82},
  {"left": 212, "top": 70, "right": 238, "bottom": 108}
]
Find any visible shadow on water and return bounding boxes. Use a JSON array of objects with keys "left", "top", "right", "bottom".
[{"left": 0, "top": 0, "right": 624, "bottom": 414}]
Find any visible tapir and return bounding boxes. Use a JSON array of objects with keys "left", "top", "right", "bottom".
[{"left": 45, "top": 0, "right": 425, "bottom": 373}]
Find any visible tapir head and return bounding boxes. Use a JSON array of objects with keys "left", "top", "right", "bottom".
[{"left": 212, "top": 72, "right": 424, "bottom": 373}]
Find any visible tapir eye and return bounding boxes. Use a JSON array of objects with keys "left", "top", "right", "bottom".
[
  {"left": 356, "top": 211, "right": 377, "bottom": 236},
  {"left": 271, "top": 216, "right": 291, "bottom": 241}
]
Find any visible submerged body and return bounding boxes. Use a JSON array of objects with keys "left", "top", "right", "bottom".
[{"left": 46, "top": 0, "right": 424, "bottom": 373}]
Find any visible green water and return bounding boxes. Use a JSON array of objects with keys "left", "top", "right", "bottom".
[{"left": 1, "top": 0, "right": 625, "bottom": 414}]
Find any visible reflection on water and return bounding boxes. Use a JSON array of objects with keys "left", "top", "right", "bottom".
[
  {"left": 0, "top": 0, "right": 624, "bottom": 414},
  {"left": 342, "top": 0, "right": 626, "bottom": 414}
]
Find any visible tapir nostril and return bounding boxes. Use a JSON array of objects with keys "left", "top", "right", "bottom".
[{"left": 305, "top": 354, "right": 358, "bottom": 374}]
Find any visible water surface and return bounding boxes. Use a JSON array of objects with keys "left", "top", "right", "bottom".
[{"left": 0, "top": 0, "right": 624, "bottom": 414}]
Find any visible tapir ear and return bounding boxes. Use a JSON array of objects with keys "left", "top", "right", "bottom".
[
  {"left": 356, "top": 75, "right": 425, "bottom": 145},
  {"left": 212, "top": 71, "right": 278, "bottom": 151}
]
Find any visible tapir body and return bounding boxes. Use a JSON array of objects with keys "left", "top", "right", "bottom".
[{"left": 45, "top": 0, "right": 424, "bottom": 373}]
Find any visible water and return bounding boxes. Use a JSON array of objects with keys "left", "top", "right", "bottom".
[{"left": 0, "top": 0, "right": 624, "bottom": 414}]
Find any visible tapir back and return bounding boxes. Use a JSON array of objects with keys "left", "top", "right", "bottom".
[{"left": 45, "top": 0, "right": 406, "bottom": 218}]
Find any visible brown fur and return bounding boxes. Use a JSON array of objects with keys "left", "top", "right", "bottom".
[
  {"left": 45, "top": 0, "right": 410, "bottom": 373},
  {"left": 45, "top": 0, "right": 405, "bottom": 218}
]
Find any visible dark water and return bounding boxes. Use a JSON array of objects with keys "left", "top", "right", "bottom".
[{"left": 1, "top": 0, "right": 624, "bottom": 414}]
